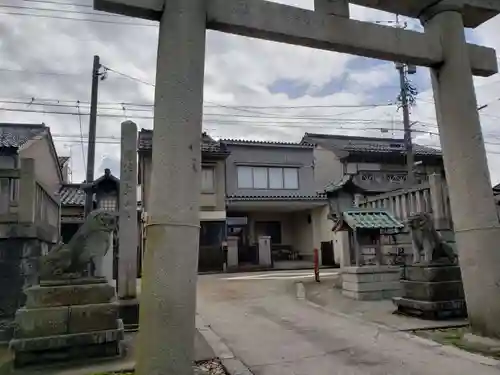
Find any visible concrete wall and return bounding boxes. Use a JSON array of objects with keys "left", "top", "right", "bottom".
[
  {"left": 311, "top": 205, "right": 333, "bottom": 251},
  {"left": 291, "top": 211, "right": 314, "bottom": 258},
  {"left": 140, "top": 153, "right": 226, "bottom": 218},
  {"left": 313, "top": 145, "right": 343, "bottom": 191},
  {"left": 201, "top": 159, "right": 226, "bottom": 212},
  {"left": 0, "top": 156, "right": 16, "bottom": 169},
  {"left": 20, "top": 137, "right": 61, "bottom": 194},
  {"left": 225, "top": 143, "right": 316, "bottom": 197},
  {"left": 0, "top": 224, "right": 52, "bottom": 341}
]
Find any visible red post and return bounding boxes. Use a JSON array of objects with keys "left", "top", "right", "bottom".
[{"left": 313, "top": 248, "right": 320, "bottom": 283}]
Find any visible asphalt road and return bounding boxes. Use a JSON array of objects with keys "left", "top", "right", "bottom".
[{"left": 197, "top": 270, "right": 500, "bottom": 375}]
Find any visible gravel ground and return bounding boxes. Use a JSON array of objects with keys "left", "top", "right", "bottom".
[
  {"left": 96, "top": 359, "right": 228, "bottom": 375},
  {"left": 194, "top": 359, "right": 228, "bottom": 374}
]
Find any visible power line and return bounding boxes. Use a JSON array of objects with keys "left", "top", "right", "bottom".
[
  {"left": 0, "top": 106, "right": 414, "bottom": 124},
  {"left": 76, "top": 101, "right": 86, "bottom": 171},
  {"left": 0, "top": 4, "right": 127, "bottom": 18},
  {"left": 101, "top": 65, "right": 155, "bottom": 87},
  {"left": 0, "top": 10, "right": 156, "bottom": 27},
  {"left": 22, "top": 0, "right": 92, "bottom": 8},
  {"left": 0, "top": 67, "right": 83, "bottom": 76},
  {"left": 0, "top": 98, "right": 398, "bottom": 111},
  {"left": 101, "top": 65, "right": 397, "bottom": 111},
  {"left": 0, "top": 99, "right": 400, "bottom": 121}
]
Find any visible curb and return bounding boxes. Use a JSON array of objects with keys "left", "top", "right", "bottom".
[
  {"left": 295, "top": 282, "right": 500, "bottom": 369},
  {"left": 196, "top": 315, "right": 253, "bottom": 375}
]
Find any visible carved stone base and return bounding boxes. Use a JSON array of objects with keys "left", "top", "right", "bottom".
[
  {"left": 9, "top": 279, "right": 124, "bottom": 367},
  {"left": 393, "top": 297, "right": 466, "bottom": 320},
  {"left": 393, "top": 265, "right": 467, "bottom": 320},
  {"left": 342, "top": 266, "right": 402, "bottom": 301}
]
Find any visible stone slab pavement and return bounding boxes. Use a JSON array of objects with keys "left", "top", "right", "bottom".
[
  {"left": 197, "top": 271, "right": 500, "bottom": 375},
  {"left": 302, "top": 279, "right": 469, "bottom": 332}
]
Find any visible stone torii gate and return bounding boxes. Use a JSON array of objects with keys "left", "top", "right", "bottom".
[{"left": 95, "top": 0, "right": 500, "bottom": 373}]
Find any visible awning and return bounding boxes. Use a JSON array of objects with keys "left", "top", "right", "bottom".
[{"left": 340, "top": 210, "right": 403, "bottom": 230}]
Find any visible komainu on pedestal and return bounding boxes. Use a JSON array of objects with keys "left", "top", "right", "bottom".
[
  {"left": 9, "top": 210, "right": 124, "bottom": 367},
  {"left": 393, "top": 213, "right": 467, "bottom": 320}
]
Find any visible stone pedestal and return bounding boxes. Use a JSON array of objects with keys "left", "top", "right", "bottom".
[
  {"left": 9, "top": 278, "right": 124, "bottom": 367},
  {"left": 0, "top": 224, "right": 55, "bottom": 342},
  {"left": 342, "top": 266, "right": 402, "bottom": 301},
  {"left": 393, "top": 265, "right": 467, "bottom": 320}
]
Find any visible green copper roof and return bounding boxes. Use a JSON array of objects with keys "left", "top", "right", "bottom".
[{"left": 342, "top": 210, "right": 403, "bottom": 230}]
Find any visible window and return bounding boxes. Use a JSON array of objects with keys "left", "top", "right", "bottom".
[
  {"left": 201, "top": 167, "right": 215, "bottom": 192},
  {"left": 237, "top": 166, "right": 299, "bottom": 190},
  {"left": 269, "top": 168, "right": 283, "bottom": 189},
  {"left": 283, "top": 168, "right": 299, "bottom": 189},
  {"left": 237, "top": 166, "right": 253, "bottom": 188},
  {"left": 99, "top": 196, "right": 117, "bottom": 211},
  {"left": 253, "top": 167, "right": 268, "bottom": 189}
]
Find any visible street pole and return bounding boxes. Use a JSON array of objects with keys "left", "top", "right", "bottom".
[
  {"left": 84, "top": 55, "right": 101, "bottom": 218},
  {"left": 397, "top": 63, "right": 415, "bottom": 186}
]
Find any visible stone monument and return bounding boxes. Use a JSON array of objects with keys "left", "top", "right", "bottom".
[
  {"left": 9, "top": 210, "right": 124, "bottom": 367},
  {"left": 393, "top": 213, "right": 466, "bottom": 319},
  {"left": 118, "top": 120, "right": 139, "bottom": 330}
]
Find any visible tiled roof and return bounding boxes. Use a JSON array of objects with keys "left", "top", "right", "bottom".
[
  {"left": 221, "top": 139, "right": 313, "bottom": 148},
  {"left": 59, "top": 184, "right": 87, "bottom": 206},
  {"left": 302, "top": 133, "right": 441, "bottom": 157},
  {"left": 58, "top": 156, "right": 70, "bottom": 166},
  {"left": 324, "top": 175, "right": 387, "bottom": 194},
  {"left": 227, "top": 194, "right": 327, "bottom": 202},
  {"left": 342, "top": 210, "right": 404, "bottom": 230},
  {"left": 0, "top": 123, "right": 47, "bottom": 148},
  {"left": 138, "top": 129, "right": 229, "bottom": 155}
]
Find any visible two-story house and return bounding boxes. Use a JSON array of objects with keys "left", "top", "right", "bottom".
[
  {"left": 301, "top": 133, "right": 444, "bottom": 217},
  {"left": 222, "top": 139, "right": 331, "bottom": 266},
  {"left": 0, "top": 123, "right": 62, "bottom": 338},
  {"left": 138, "top": 129, "right": 230, "bottom": 272}
]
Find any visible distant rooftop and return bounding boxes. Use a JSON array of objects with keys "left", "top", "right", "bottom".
[
  {"left": 221, "top": 138, "right": 312, "bottom": 148},
  {"left": 302, "top": 133, "right": 442, "bottom": 157},
  {"left": 58, "top": 156, "right": 70, "bottom": 166},
  {"left": 0, "top": 123, "right": 48, "bottom": 149},
  {"left": 138, "top": 129, "right": 229, "bottom": 155},
  {"left": 59, "top": 184, "right": 86, "bottom": 206}
]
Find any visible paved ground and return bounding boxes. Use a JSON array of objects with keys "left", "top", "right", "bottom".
[
  {"left": 303, "top": 279, "right": 469, "bottom": 331},
  {"left": 197, "top": 270, "right": 500, "bottom": 375}
]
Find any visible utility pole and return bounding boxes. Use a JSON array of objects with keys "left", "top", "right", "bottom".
[
  {"left": 84, "top": 55, "right": 101, "bottom": 217},
  {"left": 396, "top": 62, "right": 416, "bottom": 186}
]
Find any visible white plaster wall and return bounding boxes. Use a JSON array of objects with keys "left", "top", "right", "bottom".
[
  {"left": 313, "top": 146, "right": 343, "bottom": 191},
  {"left": 291, "top": 211, "right": 314, "bottom": 258},
  {"left": 20, "top": 137, "right": 61, "bottom": 193}
]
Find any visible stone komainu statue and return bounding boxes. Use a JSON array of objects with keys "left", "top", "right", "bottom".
[
  {"left": 39, "top": 210, "right": 117, "bottom": 280},
  {"left": 407, "top": 213, "right": 457, "bottom": 265}
]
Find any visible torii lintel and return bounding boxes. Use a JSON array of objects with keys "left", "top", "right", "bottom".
[{"left": 94, "top": 0, "right": 498, "bottom": 77}]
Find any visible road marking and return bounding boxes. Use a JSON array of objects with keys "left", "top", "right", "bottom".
[{"left": 222, "top": 271, "right": 339, "bottom": 281}]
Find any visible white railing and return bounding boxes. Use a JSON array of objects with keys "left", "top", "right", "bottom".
[{"left": 359, "top": 173, "right": 452, "bottom": 229}]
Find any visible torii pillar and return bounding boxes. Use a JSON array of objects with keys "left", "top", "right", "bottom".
[
  {"left": 94, "top": 0, "right": 500, "bottom": 373},
  {"left": 423, "top": 4, "right": 500, "bottom": 338}
]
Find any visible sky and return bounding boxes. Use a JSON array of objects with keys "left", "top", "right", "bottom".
[{"left": 1, "top": 0, "right": 500, "bottom": 184}]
